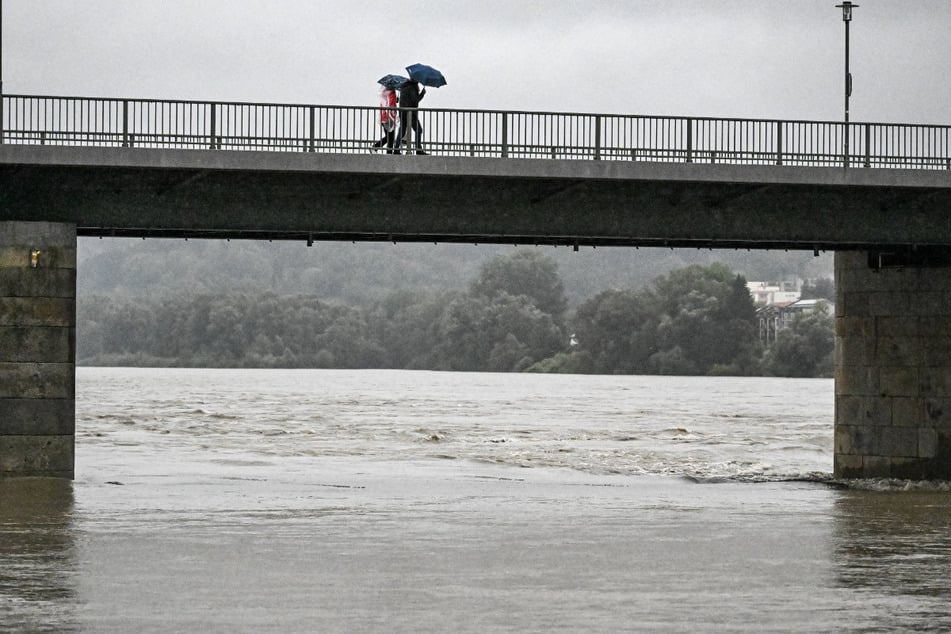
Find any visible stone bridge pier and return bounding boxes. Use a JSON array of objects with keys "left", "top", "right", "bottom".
[
  {"left": 836, "top": 251, "right": 951, "bottom": 479},
  {"left": 0, "top": 221, "right": 75, "bottom": 478}
]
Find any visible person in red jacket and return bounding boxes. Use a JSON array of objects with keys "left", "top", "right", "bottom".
[{"left": 371, "top": 86, "right": 398, "bottom": 153}]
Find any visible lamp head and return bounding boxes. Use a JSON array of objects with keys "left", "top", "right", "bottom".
[{"left": 836, "top": 1, "right": 858, "bottom": 22}]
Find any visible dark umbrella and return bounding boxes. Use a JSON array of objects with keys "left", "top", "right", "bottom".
[
  {"left": 377, "top": 74, "right": 410, "bottom": 90},
  {"left": 405, "top": 63, "right": 447, "bottom": 88}
]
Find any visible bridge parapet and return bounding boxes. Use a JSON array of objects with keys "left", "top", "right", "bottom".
[{"left": 2, "top": 94, "right": 949, "bottom": 170}]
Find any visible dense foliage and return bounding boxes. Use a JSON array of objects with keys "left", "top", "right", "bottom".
[
  {"left": 78, "top": 252, "right": 834, "bottom": 377},
  {"left": 762, "top": 305, "right": 835, "bottom": 378},
  {"left": 549, "top": 263, "right": 763, "bottom": 376}
]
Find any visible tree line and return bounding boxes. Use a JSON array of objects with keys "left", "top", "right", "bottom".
[{"left": 77, "top": 251, "right": 835, "bottom": 377}]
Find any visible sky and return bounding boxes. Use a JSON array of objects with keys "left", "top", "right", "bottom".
[{"left": 2, "top": 1, "right": 950, "bottom": 125}]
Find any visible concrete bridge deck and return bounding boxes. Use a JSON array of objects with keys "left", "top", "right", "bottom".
[{"left": 1, "top": 144, "right": 950, "bottom": 252}]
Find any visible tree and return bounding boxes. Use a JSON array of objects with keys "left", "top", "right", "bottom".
[
  {"left": 429, "top": 292, "right": 564, "bottom": 372},
  {"left": 764, "top": 304, "right": 834, "bottom": 377},
  {"left": 650, "top": 265, "right": 760, "bottom": 375},
  {"left": 469, "top": 251, "right": 568, "bottom": 320},
  {"left": 369, "top": 289, "right": 447, "bottom": 369},
  {"left": 571, "top": 288, "right": 657, "bottom": 374}
]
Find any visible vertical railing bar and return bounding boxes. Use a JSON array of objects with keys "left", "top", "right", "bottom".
[
  {"left": 308, "top": 105, "right": 315, "bottom": 152},
  {"left": 776, "top": 122, "right": 783, "bottom": 166},
  {"left": 122, "top": 99, "right": 130, "bottom": 147},
  {"left": 210, "top": 102, "right": 217, "bottom": 149}
]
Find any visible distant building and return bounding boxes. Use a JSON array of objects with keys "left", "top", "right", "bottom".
[
  {"left": 757, "top": 298, "right": 832, "bottom": 345},
  {"left": 746, "top": 280, "right": 800, "bottom": 306}
]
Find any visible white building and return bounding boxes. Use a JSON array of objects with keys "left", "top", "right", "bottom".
[{"left": 746, "top": 280, "right": 800, "bottom": 306}]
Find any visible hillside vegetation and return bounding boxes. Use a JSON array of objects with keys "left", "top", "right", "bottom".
[{"left": 78, "top": 240, "right": 835, "bottom": 376}]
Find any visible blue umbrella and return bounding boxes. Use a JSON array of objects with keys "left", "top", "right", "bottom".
[
  {"left": 377, "top": 74, "right": 410, "bottom": 90},
  {"left": 405, "top": 63, "right": 447, "bottom": 88}
]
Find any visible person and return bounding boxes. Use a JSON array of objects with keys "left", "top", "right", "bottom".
[
  {"left": 394, "top": 79, "right": 427, "bottom": 155},
  {"left": 370, "top": 86, "right": 398, "bottom": 153}
]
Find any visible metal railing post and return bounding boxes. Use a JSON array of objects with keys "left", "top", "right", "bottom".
[
  {"left": 209, "top": 103, "right": 217, "bottom": 150},
  {"left": 843, "top": 121, "right": 849, "bottom": 169},
  {"left": 594, "top": 115, "right": 601, "bottom": 160},
  {"left": 686, "top": 118, "right": 693, "bottom": 163},
  {"left": 776, "top": 123, "right": 783, "bottom": 166},
  {"left": 501, "top": 112, "right": 509, "bottom": 158},
  {"left": 308, "top": 106, "right": 315, "bottom": 152},
  {"left": 122, "top": 99, "right": 129, "bottom": 147},
  {"left": 0, "top": 95, "right": 4, "bottom": 145},
  {"left": 864, "top": 123, "right": 871, "bottom": 168}
]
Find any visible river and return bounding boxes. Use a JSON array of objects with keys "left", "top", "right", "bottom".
[{"left": 2, "top": 368, "right": 951, "bottom": 632}]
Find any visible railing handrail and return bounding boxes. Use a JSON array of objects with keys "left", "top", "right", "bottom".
[{"left": 5, "top": 92, "right": 949, "bottom": 130}]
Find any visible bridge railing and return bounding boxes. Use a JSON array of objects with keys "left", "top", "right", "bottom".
[{"left": 1, "top": 94, "right": 949, "bottom": 170}]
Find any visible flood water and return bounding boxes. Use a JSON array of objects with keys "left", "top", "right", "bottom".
[{"left": 3, "top": 368, "right": 951, "bottom": 632}]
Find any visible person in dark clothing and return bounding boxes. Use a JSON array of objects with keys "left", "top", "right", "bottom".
[{"left": 394, "top": 80, "right": 427, "bottom": 155}]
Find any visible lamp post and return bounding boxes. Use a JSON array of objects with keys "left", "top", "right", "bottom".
[
  {"left": 1, "top": 0, "right": 4, "bottom": 144},
  {"left": 835, "top": 2, "right": 858, "bottom": 167}
]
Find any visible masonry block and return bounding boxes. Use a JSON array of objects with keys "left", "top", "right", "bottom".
[
  {"left": 920, "top": 367, "right": 951, "bottom": 398},
  {"left": 0, "top": 399, "right": 75, "bottom": 435},
  {"left": 0, "top": 327, "right": 73, "bottom": 363},
  {"left": 835, "top": 315, "right": 875, "bottom": 338},
  {"left": 880, "top": 367, "right": 919, "bottom": 398},
  {"left": 836, "top": 366, "right": 879, "bottom": 397},
  {"left": 922, "top": 337, "right": 951, "bottom": 367},
  {"left": 876, "top": 315, "right": 918, "bottom": 338},
  {"left": 889, "top": 457, "right": 929, "bottom": 480},
  {"left": 923, "top": 398, "right": 951, "bottom": 428},
  {"left": 891, "top": 397, "right": 923, "bottom": 427},
  {"left": 834, "top": 453, "right": 864, "bottom": 478},
  {"left": 876, "top": 336, "right": 920, "bottom": 367},
  {"left": 869, "top": 291, "right": 910, "bottom": 317},
  {"left": 920, "top": 316, "right": 951, "bottom": 337},
  {"left": 920, "top": 428, "right": 939, "bottom": 458},
  {"left": 881, "top": 426, "right": 919, "bottom": 458},
  {"left": 862, "top": 456, "right": 891, "bottom": 478},
  {"left": 837, "top": 290, "right": 869, "bottom": 317},
  {"left": 0, "top": 436, "right": 74, "bottom": 478}
]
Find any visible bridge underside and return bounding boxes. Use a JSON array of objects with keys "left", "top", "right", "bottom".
[{"left": 2, "top": 146, "right": 951, "bottom": 251}]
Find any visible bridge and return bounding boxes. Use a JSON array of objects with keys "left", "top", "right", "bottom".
[{"left": 2, "top": 94, "right": 951, "bottom": 480}]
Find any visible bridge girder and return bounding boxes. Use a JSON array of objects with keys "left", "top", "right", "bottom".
[{"left": 1, "top": 145, "right": 950, "bottom": 252}]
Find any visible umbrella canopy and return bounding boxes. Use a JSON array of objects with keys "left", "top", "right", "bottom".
[
  {"left": 405, "top": 63, "right": 447, "bottom": 88},
  {"left": 377, "top": 74, "right": 410, "bottom": 90}
]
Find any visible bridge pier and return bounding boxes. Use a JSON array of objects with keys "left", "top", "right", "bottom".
[
  {"left": 0, "top": 222, "right": 75, "bottom": 479},
  {"left": 835, "top": 251, "right": 951, "bottom": 479}
]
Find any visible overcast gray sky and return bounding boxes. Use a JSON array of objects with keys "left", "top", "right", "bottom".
[{"left": 3, "top": 1, "right": 950, "bottom": 123}]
